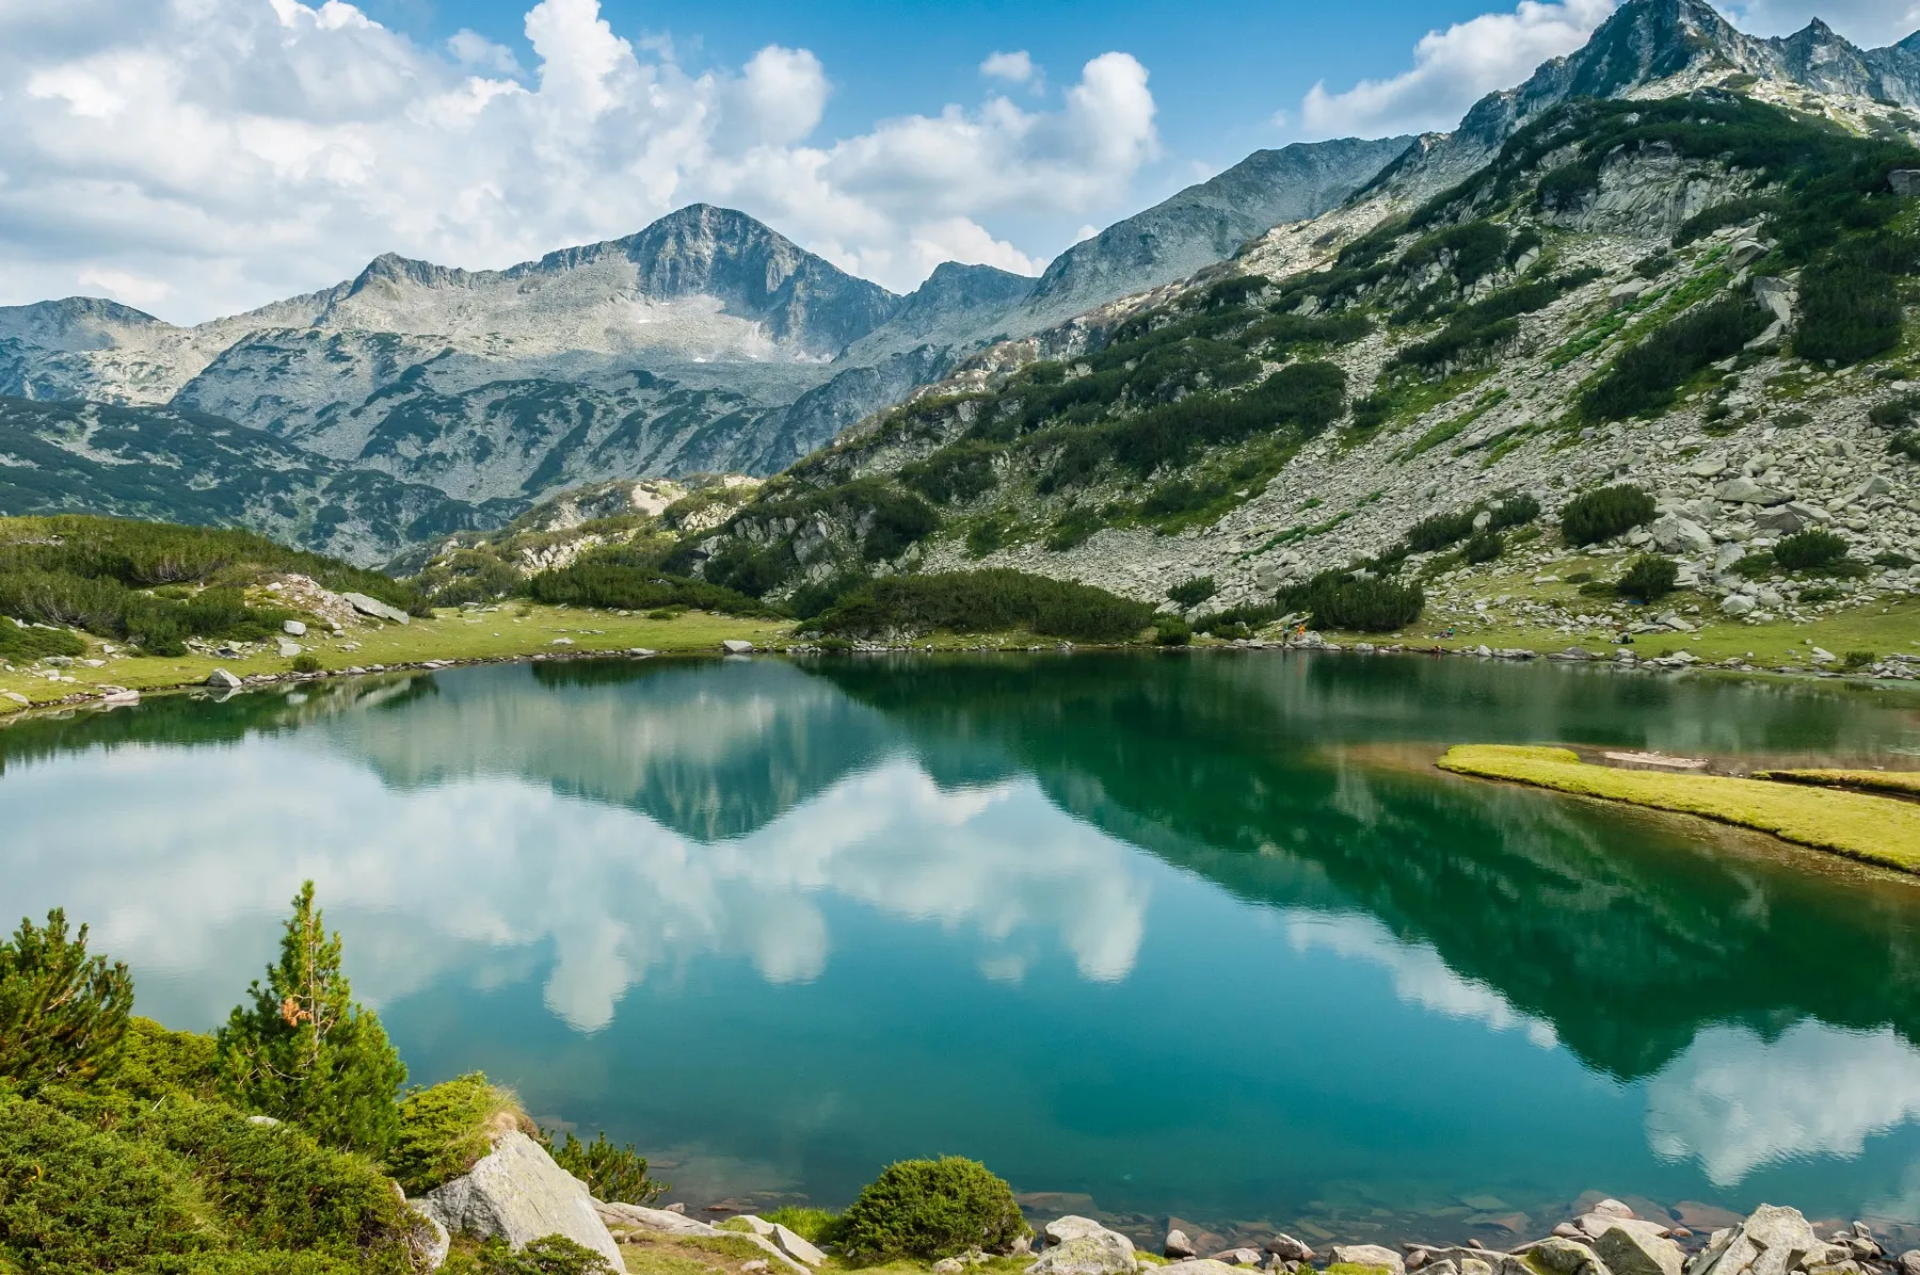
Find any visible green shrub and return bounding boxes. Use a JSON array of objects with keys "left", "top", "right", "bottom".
[
  {"left": 442, "top": 1236, "right": 618, "bottom": 1275},
  {"left": 1406, "top": 510, "right": 1476, "bottom": 552},
  {"left": 1799, "top": 585, "right": 1843, "bottom": 603},
  {"left": 1166, "top": 576, "right": 1217, "bottom": 608},
  {"left": 1488, "top": 493, "right": 1541, "bottom": 529},
  {"left": 0, "top": 908, "right": 133, "bottom": 1091},
  {"left": 214, "top": 882, "right": 407, "bottom": 1157},
  {"left": 1889, "top": 433, "right": 1920, "bottom": 462},
  {"left": 1773, "top": 528, "right": 1850, "bottom": 571},
  {"left": 1870, "top": 395, "right": 1920, "bottom": 429},
  {"left": 0, "top": 617, "right": 86, "bottom": 661},
  {"left": 1796, "top": 257, "right": 1903, "bottom": 365},
  {"left": 701, "top": 543, "right": 791, "bottom": 599},
  {"left": 1844, "top": 650, "right": 1877, "bottom": 669},
  {"left": 1581, "top": 298, "right": 1770, "bottom": 421},
  {"left": 1617, "top": 555, "right": 1679, "bottom": 601},
  {"left": 390, "top": 1073, "right": 524, "bottom": 1195},
  {"left": 1464, "top": 531, "right": 1503, "bottom": 564},
  {"left": 114, "top": 1017, "right": 218, "bottom": 1103},
  {"left": 291, "top": 654, "right": 322, "bottom": 674},
  {"left": 1045, "top": 507, "right": 1103, "bottom": 552},
  {"left": 837, "top": 1157, "right": 1028, "bottom": 1263},
  {"left": 899, "top": 442, "right": 1002, "bottom": 506},
  {"left": 1304, "top": 575, "right": 1425, "bottom": 632},
  {"left": 1874, "top": 551, "right": 1917, "bottom": 569},
  {"left": 1154, "top": 617, "right": 1193, "bottom": 646},
  {"left": 541, "top": 1130, "right": 667, "bottom": 1206},
  {"left": 763, "top": 1207, "right": 845, "bottom": 1247},
  {"left": 1730, "top": 551, "right": 1776, "bottom": 579},
  {"left": 965, "top": 519, "right": 1005, "bottom": 558},
  {"left": 1560, "top": 484, "right": 1655, "bottom": 546},
  {"left": 528, "top": 560, "right": 767, "bottom": 617},
  {"left": 812, "top": 571, "right": 1154, "bottom": 644}
]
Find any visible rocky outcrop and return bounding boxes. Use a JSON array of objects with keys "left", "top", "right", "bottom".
[
  {"left": 1030, "top": 1216, "right": 1140, "bottom": 1275},
  {"left": 417, "top": 1130, "right": 622, "bottom": 1269}
]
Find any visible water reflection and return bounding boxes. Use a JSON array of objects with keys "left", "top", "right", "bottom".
[{"left": 5, "top": 652, "right": 1920, "bottom": 1226}]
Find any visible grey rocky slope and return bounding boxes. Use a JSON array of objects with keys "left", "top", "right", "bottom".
[
  {"left": 0, "top": 135, "right": 1417, "bottom": 533},
  {"left": 0, "top": 396, "right": 514, "bottom": 565},
  {"left": 1008, "top": 136, "right": 1416, "bottom": 331},
  {"left": 674, "top": 0, "right": 1920, "bottom": 662},
  {"left": 1372, "top": 0, "right": 1920, "bottom": 200}
]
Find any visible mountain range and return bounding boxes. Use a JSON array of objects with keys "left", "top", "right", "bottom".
[{"left": 2, "top": 0, "right": 1917, "bottom": 566}]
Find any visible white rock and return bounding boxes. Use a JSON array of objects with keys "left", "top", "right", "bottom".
[
  {"left": 283, "top": 620, "right": 308, "bottom": 636},
  {"left": 207, "top": 668, "right": 243, "bottom": 689},
  {"left": 1692, "top": 1205, "right": 1818, "bottom": 1275},
  {"left": 419, "top": 1130, "right": 621, "bottom": 1268},
  {"left": 343, "top": 592, "right": 411, "bottom": 625},
  {"left": 722, "top": 638, "right": 755, "bottom": 654},
  {"left": 1720, "top": 594, "right": 1755, "bottom": 617},
  {"left": 770, "top": 1223, "right": 827, "bottom": 1267},
  {"left": 278, "top": 642, "right": 303, "bottom": 657},
  {"left": 1030, "top": 1218, "right": 1137, "bottom": 1275},
  {"left": 1327, "top": 1245, "right": 1406, "bottom": 1275}
]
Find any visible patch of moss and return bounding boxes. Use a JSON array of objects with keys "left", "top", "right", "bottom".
[{"left": 1437, "top": 744, "right": 1920, "bottom": 872}]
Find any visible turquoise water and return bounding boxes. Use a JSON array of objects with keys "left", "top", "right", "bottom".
[{"left": 6, "top": 652, "right": 1920, "bottom": 1242}]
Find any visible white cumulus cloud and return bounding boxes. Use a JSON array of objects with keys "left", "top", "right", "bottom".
[
  {"left": 0, "top": 0, "right": 1158, "bottom": 320},
  {"left": 980, "top": 49, "right": 1037, "bottom": 85},
  {"left": 1295, "top": 0, "right": 1618, "bottom": 140}
]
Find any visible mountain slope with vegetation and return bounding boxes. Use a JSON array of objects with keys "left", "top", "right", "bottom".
[{"left": 660, "top": 5, "right": 1920, "bottom": 657}]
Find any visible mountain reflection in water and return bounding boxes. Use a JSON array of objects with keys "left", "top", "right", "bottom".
[{"left": 5, "top": 652, "right": 1920, "bottom": 1234}]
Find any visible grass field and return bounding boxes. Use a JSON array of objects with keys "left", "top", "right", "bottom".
[
  {"left": 1437, "top": 744, "right": 1920, "bottom": 873},
  {"left": 1755, "top": 768, "right": 1920, "bottom": 798},
  {"left": 0, "top": 605, "right": 796, "bottom": 711}
]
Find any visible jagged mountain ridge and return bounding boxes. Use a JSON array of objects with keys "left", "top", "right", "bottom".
[
  {"left": 1371, "top": 0, "right": 1920, "bottom": 200},
  {"left": 0, "top": 133, "right": 1413, "bottom": 535}
]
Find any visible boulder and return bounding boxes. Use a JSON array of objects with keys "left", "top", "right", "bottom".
[
  {"left": 1891, "top": 170, "right": 1920, "bottom": 198},
  {"left": 595, "top": 1201, "right": 717, "bottom": 1237},
  {"left": 1750, "top": 278, "right": 1795, "bottom": 327},
  {"left": 1650, "top": 515, "right": 1714, "bottom": 554},
  {"left": 207, "top": 668, "right": 243, "bottom": 689},
  {"left": 1715, "top": 477, "right": 1788, "bottom": 506},
  {"left": 1594, "top": 1223, "right": 1683, "bottom": 1275},
  {"left": 419, "top": 1130, "right": 621, "bottom": 1269},
  {"left": 1210, "top": 1250, "right": 1261, "bottom": 1267},
  {"left": 1530, "top": 1238, "right": 1607, "bottom": 1275},
  {"left": 401, "top": 1200, "right": 452, "bottom": 1272},
  {"left": 283, "top": 620, "right": 308, "bottom": 637},
  {"left": 1729, "top": 240, "right": 1768, "bottom": 268},
  {"left": 771, "top": 1223, "right": 827, "bottom": 1267},
  {"left": 1030, "top": 1218, "right": 1138, "bottom": 1275},
  {"left": 1752, "top": 506, "right": 1806, "bottom": 534},
  {"left": 1162, "top": 1263, "right": 1245, "bottom": 1275},
  {"left": 1265, "top": 1236, "right": 1316, "bottom": 1264},
  {"left": 1691, "top": 1205, "right": 1818, "bottom": 1275},
  {"left": 937, "top": 1261, "right": 966, "bottom": 1275},
  {"left": 722, "top": 639, "right": 755, "bottom": 654},
  {"left": 343, "top": 592, "right": 411, "bottom": 625},
  {"left": 1720, "top": 594, "right": 1755, "bottom": 617},
  {"left": 1167, "top": 1231, "right": 1197, "bottom": 1260},
  {"left": 1896, "top": 1251, "right": 1920, "bottom": 1275},
  {"left": 278, "top": 642, "right": 303, "bottom": 658},
  {"left": 1609, "top": 281, "right": 1653, "bottom": 308},
  {"left": 1329, "top": 1244, "right": 1407, "bottom": 1275}
]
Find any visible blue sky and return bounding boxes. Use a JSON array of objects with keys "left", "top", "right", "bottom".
[{"left": 0, "top": 0, "right": 1906, "bottom": 321}]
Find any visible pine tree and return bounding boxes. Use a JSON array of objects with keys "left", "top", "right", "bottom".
[
  {"left": 0, "top": 908, "right": 134, "bottom": 1090},
  {"left": 215, "top": 881, "right": 406, "bottom": 1155}
]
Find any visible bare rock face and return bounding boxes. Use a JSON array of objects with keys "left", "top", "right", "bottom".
[
  {"left": 1594, "top": 1222, "right": 1684, "bottom": 1275},
  {"left": 1030, "top": 1217, "right": 1138, "bottom": 1275},
  {"left": 418, "top": 1130, "right": 622, "bottom": 1269},
  {"left": 1329, "top": 1245, "right": 1408, "bottom": 1275}
]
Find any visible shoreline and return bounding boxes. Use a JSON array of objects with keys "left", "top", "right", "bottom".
[{"left": 6, "top": 609, "right": 1920, "bottom": 724}]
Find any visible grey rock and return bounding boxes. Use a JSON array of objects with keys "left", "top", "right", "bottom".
[
  {"left": 1650, "top": 514, "right": 1715, "bottom": 554},
  {"left": 1729, "top": 240, "right": 1768, "bottom": 268},
  {"left": 283, "top": 620, "right": 307, "bottom": 636},
  {"left": 343, "top": 592, "right": 411, "bottom": 625},
  {"left": 722, "top": 639, "right": 756, "bottom": 654},
  {"left": 1751, "top": 277, "right": 1795, "bottom": 326},
  {"left": 1752, "top": 506, "right": 1806, "bottom": 534},
  {"left": 595, "top": 1201, "right": 718, "bottom": 1237},
  {"left": 771, "top": 1223, "right": 827, "bottom": 1267},
  {"left": 1715, "top": 477, "right": 1789, "bottom": 505},
  {"left": 1265, "top": 1236, "right": 1316, "bottom": 1263},
  {"left": 419, "top": 1130, "right": 621, "bottom": 1268},
  {"left": 1029, "top": 1221, "right": 1138, "bottom": 1275},
  {"left": 1610, "top": 280, "right": 1653, "bottom": 307},
  {"left": 206, "top": 668, "right": 243, "bottom": 689},
  {"left": 1894, "top": 1250, "right": 1920, "bottom": 1275},
  {"left": 278, "top": 641, "right": 303, "bottom": 657},
  {"left": 1691, "top": 1205, "right": 1818, "bottom": 1275},
  {"left": 1167, "top": 1231, "right": 1197, "bottom": 1260},
  {"left": 937, "top": 1261, "right": 966, "bottom": 1274},
  {"left": 1211, "top": 1250, "right": 1261, "bottom": 1268},
  {"left": 1595, "top": 1222, "right": 1683, "bottom": 1275},
  {"left": 1329, "top": 1245, "right": 1407, "bottom": 1275},
  {"left": 1720, "top": 593, "right": 1755, "bottom": 616},
  {"left": 1531, "top": 1238, "right": 1607, "bottom": 1275},
  {"left": 1892, "top": 170, "right": 1920, "bottom": 198},
  {"left": 1161, "top": 1262, "right": 1245, "bottom": 1275}
]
